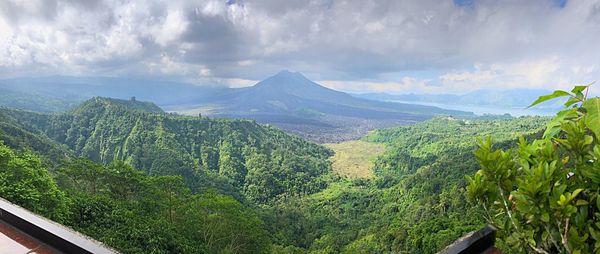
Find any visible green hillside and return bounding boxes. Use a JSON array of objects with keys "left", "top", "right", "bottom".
[
  {"left": 0, "top": 142, "right": 272, "bottom": 253},
  {"left": 277, "top": 116, "right": 548, "bottom": 253},
  {"left": 72, "top": 97, "right": 164, "bottom": 114},
  {"left": 0, "top": 108, "right": 71, "bottom": 162},
  {"left": 1, "top": 97, "right": 332, "bottom": 204}
]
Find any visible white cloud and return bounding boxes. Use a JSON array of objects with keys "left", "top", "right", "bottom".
[
  {"left": 320, "top": 77, "right": 431, "bottom": 94},
  {"left": 440, "top": 64, "right": 496, "bottom": 84},
  {"left": 146, "top": 54, "right": 211, "bottom": 77},
  {"left": 152, "top": 9, "right": 189, "bottom": 46},
  {"left": 223, "top": 78, "right": 256, "bottom": 88},
  {"left": 438, "top": 57, "right": 596, "bottom": 93},
  {"left": 0, "top": 0, "right": 599, "bottom": 94}
]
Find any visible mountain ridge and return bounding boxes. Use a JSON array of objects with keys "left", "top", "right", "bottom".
[
  {"left": 174, "top": 71, "right": 473, "bottom": 142},
  {"left": 205, "top": 70, "right": 469, "bottom": 117}
]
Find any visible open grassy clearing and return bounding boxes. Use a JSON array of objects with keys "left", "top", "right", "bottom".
[{"left": 324, "top": 140, "right": 385, "bottom": 178}]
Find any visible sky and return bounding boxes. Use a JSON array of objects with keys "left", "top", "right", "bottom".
[{"left": 1, "top": 0, "right": 599, "bottom": 94}]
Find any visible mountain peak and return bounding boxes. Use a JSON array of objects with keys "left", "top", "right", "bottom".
[
  {"left": 272, "top": 70, "right": 305, "bottom": 79},
  {"left": 256, "top": 70, "right": 320, "bottom": 90}
]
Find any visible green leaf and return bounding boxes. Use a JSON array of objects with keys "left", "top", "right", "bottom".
[
  {"left": 571, "top": 189, "right": 584, "bottom": 201},
  {"left": 571, "top": 82, "right": 595, "bottom": 99},
  {"left": 582, "top": 98, "right": 600, "bottom": 138},
  {"left": 541, "top": 212, "right": 550, "bottom": 222},
  {"left": 572, "top": 85, "right": 589, "bottom": 94},
  {"left": 543, "top": 108, "right": 578, "bottom": 138},
  {"left": 528, "top": 90, "right": 571, "bottom": 108},
  {"left": 576, "top": 200, "right": 589, "bottom": 206},
  {"left": 564, "top": 96, "right": 581, "bottom": 107}
]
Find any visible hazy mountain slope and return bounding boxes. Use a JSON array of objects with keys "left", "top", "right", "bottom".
[
  {"left": 459, "top": 88, "right": 556, "bottom": 108},
  {"left": 0, "top": 76, "right": 230, "bottom": 108},
  {"left": 356, "top": 88, "right": 564, "bottom": 109},
  {"left": 2, "top": 97, "right": 333, "bottom": 203},
  {"left": 0, "top": 86, "right": 78, "bottom": 112}
]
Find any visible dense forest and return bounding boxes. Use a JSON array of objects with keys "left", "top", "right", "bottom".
[
  {"left": 1, "top": 97, "right": 332, "bottom": 204},
  {"left": 0, "top": 97, "right": 550, "bottom": 253},
  {"left": 467, "top": 86, "right": 600, "bottom": 253},
  {"left": 0, "top": 143, "right": 271, "bottom": 253},
  {"left": 262, "top": 116, "right": 547, "bottom": 253}
]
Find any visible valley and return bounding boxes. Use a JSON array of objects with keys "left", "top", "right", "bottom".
[
  {"left": 2, "top": 2, "right": 596, "bottom": 253},
  {"left": 0, "top": 72, "right": 560, "bottom": 253},
  {"left": 0, "top": 96, "right": 549, "bottom": 253}
]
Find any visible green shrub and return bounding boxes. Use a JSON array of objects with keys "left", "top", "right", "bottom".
[{"left": 467, "top": 84, "right": 600, "bottom": 253}]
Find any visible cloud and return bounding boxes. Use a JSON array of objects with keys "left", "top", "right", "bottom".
[
  {"left": 0, "top": 0, "right": 599, "bottom": 94},
  {"left": 320, "top": 77, "right": 433, "bottom": 94},
  {"left": 439, "top": 57, "right": 599, "bottom": 93}
]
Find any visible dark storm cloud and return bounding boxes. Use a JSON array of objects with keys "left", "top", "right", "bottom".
[{"left": 180, "top": 9, "right": 242, "bottom": 64}]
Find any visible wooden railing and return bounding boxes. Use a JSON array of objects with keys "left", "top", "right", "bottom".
[
  {"left": 438, "top": 225, "right": 501, "bottom": 254},
  {"left": 0, "top": 197, "right": 118, "bottom": 254}
]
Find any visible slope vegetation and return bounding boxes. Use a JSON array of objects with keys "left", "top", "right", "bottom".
[
  {"left": 0, "top": 142, "right": 272, "bottom": 253},
  {"left": 1, "top": 97, "right": 332, "bottom": 203},
  {"left": 0, "top": 96, "right": 552, "bottom": 254},
  {"left": 267, "top": 116, "right": 548, "bottom": 253}
]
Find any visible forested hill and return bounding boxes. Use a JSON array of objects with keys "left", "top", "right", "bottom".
[
  {"left": 272, "top": 116, "right": 548, "bottom": 253},
  {"left": 0, "top": 97, "right": 332, "bottom": 203},
  {"left": 72, "top": 97, "right": 165, "bottom": 114}
]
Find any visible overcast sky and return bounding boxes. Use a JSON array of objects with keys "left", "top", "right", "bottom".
[{"left": 1, "top": 0, "right": 599, "bottom": 94}]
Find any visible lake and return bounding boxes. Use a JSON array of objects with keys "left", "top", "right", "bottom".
[{"left": 389, "top": 100, "right": 558, "bottom": 117}]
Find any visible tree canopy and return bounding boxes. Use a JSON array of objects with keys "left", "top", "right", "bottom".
[{"left": 467, "top": 84, "right": 600, "bottom": 253}]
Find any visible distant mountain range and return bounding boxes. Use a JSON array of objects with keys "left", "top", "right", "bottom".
[
  {"left": 178, "top": 70, "right": 467, "bottom": 117},
  {"left": 355, "top": 88, "right": 565, "bottom": 110},
  {"left": 0, "top": 71, "right": 472, "bottom": 142},
  {"left": 170, "top": 71, "right": 472, "bottom": 142},
  {"left": 0, "top": 86, "right": 80, "bottom": 112},
  {"left": 0, "top": 76, "right": 229, "bottom": 110}
]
